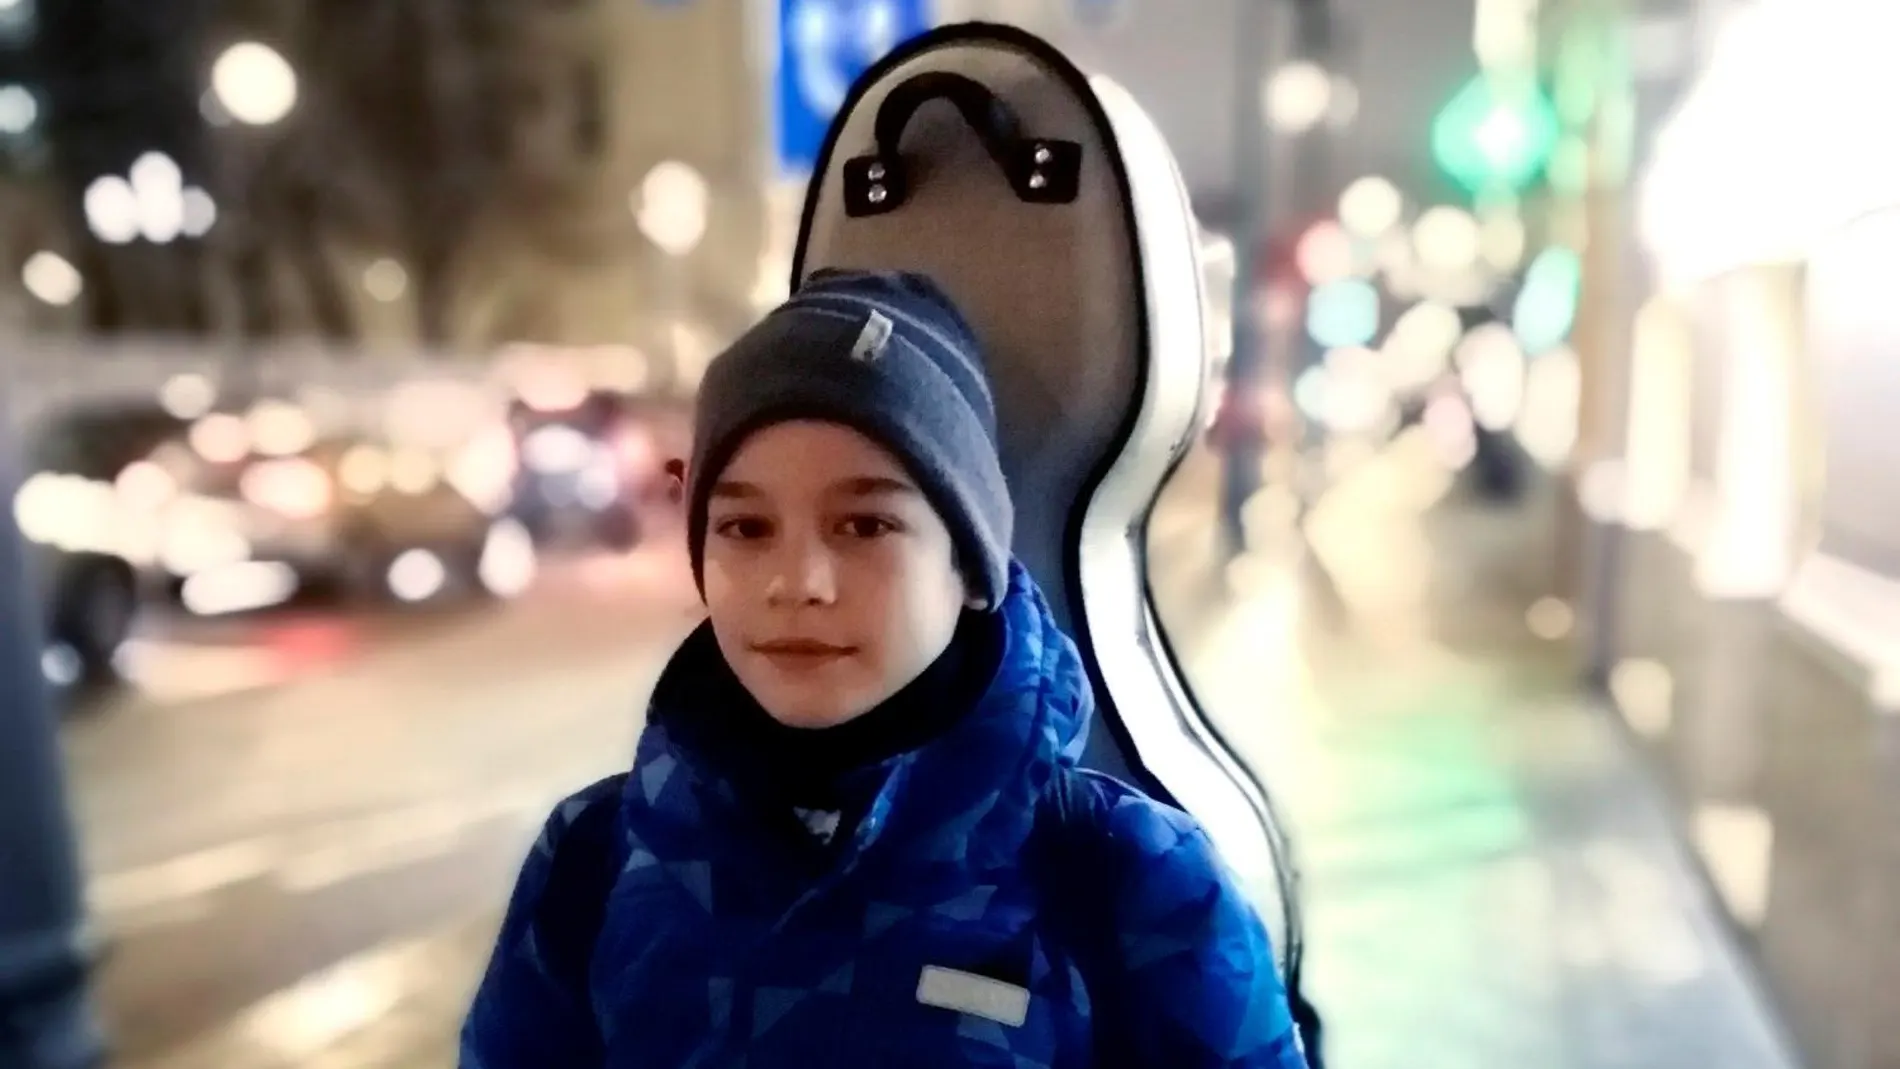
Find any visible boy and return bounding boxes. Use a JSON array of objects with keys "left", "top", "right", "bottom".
[{"left": 461, "top": 269, "right": 1309, "bottom": 1068}]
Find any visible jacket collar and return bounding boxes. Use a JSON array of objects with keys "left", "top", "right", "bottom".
[{"left": 634, "top": 560, "right": 1093, "bottom": 873}]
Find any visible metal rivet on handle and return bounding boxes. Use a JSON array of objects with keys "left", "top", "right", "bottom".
[
  {"left": 868, "top": 184, "right": 887, "bottom": 203},
  {"left": 1027, "top": 172, "right": 1047, "bottom": 190},
  {"left": 867, "top": 161, "right": 886, "bottom": 181},
  {"left": 1033, "top": 144, "right": 1052, "bottom": 164}
]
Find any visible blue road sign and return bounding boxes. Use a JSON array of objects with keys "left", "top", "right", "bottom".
[{"left": 775, "top": 0, "right": 931, "bottom": 175}]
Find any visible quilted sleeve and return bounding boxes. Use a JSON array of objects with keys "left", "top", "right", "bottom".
[
  {"left": 1095, "top": 794, "right": 1310, "bottom": 1069},
  {"left": 459, "top": 779, "right": 623, "bottom": 1069}
]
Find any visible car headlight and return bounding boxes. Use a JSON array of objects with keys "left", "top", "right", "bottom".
[{"left": 239, "top": 457, "right": 333, "bottom": 519}]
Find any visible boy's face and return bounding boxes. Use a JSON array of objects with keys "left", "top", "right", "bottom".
[{"left": 701, "top": 420, "right": 972, "bottom": 728}]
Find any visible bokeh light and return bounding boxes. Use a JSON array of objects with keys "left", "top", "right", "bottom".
[
  {"left": 1339, "top": 176, "right": 1404, "bottom": 237},
  {"left": 1265, "top": 61, "right": 1333, "bottom": 134},
  {"left": 212, "top": 41, "right": 299, "bottom": 125},
  {"left": 1306, "top": 279, "right": 1381, "bottom": 350}
]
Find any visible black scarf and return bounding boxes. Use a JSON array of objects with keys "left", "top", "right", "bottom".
[{"left": 659, "top": 610, "right": 1005, "bottom": 843}]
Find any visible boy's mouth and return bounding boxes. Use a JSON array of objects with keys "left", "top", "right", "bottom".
[{"left": 751, "top": 639, "right": 856, "bottom": 659}]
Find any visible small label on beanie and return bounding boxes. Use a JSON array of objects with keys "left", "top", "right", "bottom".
[{"left": 851, "top": 310, "right": 893, "bottom": 361}]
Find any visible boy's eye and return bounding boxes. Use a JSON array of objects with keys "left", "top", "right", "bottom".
[
  {"left": 839, "top": 515, "right": 899, "bottom": 539},
  {"left": 713, "top": 516, "right": 772, "bottom": 540}
]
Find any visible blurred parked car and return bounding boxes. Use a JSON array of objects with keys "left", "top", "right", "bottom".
[
  {"left": 505, "top": 389, "right": 677, "bottom": 552},
  {"left": 33, "top": 545, "right": 138, "bottom": 689},
  {"left": 163, "top": 412, "right": 534, "bottom": 612},
  {"left": 15, "top": 403, "right": 190, "bottom": 687},
  {"left": 17, "top": 393, "right": 535, "bottom": 618}
]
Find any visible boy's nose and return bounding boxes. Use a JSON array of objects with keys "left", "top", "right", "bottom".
[{"left": 766, "top": 538, "right": 837, "bottom": 606}]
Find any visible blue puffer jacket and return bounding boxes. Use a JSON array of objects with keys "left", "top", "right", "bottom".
[{"left": 462, "top": 561, "right": 1307, "bottom": 1069}]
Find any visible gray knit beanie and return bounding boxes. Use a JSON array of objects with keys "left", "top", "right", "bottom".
[{"left": 685, "top": 268, "right": 1013, "bottom": 609}]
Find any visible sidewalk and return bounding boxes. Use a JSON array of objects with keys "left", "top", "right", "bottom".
[{"left": 1150, "top": 443, "right": 1798, "bottom": 1069}]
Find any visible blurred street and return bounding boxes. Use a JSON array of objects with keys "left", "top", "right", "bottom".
[
  {"left": 5, "top": 1, "right": 1894, "bottom": 1066},
  {"left": 62, "top": 449, "right": 1799, "bottom": 1069}
]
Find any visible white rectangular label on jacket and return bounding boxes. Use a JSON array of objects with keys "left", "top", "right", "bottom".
[{"left": 915, "top": 966, "right": 1030, "bottom": 1028}]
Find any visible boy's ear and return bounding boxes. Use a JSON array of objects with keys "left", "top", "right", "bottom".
[{"left": 664, "top": 458, "right": 687, "bottom": 504}]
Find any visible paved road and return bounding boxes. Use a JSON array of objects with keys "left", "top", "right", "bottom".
[{"left": 64, "top": 544, "right": 702, "bottom": 1067}]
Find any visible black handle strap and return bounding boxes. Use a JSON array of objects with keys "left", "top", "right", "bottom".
[
  {"left": 842, "top": 71, "right": 1081, "bottom": 217},
  {"left": 875, "top": 71, "right": 1021, "bottom": 176}
]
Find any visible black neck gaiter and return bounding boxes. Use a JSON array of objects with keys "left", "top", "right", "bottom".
[{"left": 666, "top": 609, "right": 1006, "bottom": 827}]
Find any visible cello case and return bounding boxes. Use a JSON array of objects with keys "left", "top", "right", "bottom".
[{"left": 791, "top": 22, "right": 1304, "bottom": 983}]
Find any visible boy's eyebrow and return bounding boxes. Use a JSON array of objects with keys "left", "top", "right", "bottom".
[
  {"left": 710, "top": 479, "right": 764, "bottom": 499},
  {"left": 831, "top": 475, "right": 918, "bottom": 497}
]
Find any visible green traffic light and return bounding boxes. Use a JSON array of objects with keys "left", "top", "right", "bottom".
[
  {"left": 1432, "top": 74, "right": 1560, "bottom": 194},
  {"left": 1513, "top": 245, "right": 1583, "bottom": 355}
]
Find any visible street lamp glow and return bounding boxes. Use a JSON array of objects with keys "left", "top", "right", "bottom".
[
  {"left": 363, "top": 258, "right": 409, "bottom": 302},
  {"left": 1413, "top": 206, "right": 1482, "bottom": 272},
  {"left": 1382, "top": 300, "right": 1463, "bottom": 392},
  {"left": 129, "top": 151, "right": 185, "bottom": 243},
  {"left": 129, "top": 150, "right": 181, "bottom": 195},
  {"left": 1339, "top": 176, "right": 1403, "bottom": 237},
  {"left": 1517, "top": 344, "right": 1582, "bottom": 468},
  {"left": 1456, "top": 323, "right": 1527, "bottom": 431},
  {"left": 83, "top": 176, "right": 140, "bottom": 244},
  {"left": 181, "top": 187, "right": 217, "bottom": 237},
  {"left": 0, "top": 84, "right": 36, "bottom": 134},
  {"left": 160, "top": 374, "right": 217, "bottom": 420},
  {"left": 1479, "top": 210, "right": 1528, "bottom": 271},
  {"left": 212, "top": 42, "right": 298, "bottom": 126},
  {"left": 1264, "top": 61, "right": 1333, "bottom": 135},
  {"left": 22, "top": 251, "right": 82, "bottom": 307},
  {"left": 635, "top": 160, "right": 710, "bottom": 257},
  {"left": 1474, "top": 0, "right": 1538, "bottom": 71}
]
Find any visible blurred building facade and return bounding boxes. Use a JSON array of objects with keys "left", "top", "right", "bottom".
[
  {"left": 1547, "top": 3, "right": 1900, "bottom": 1068},
  {"left": 0, "top": 0, "right": 776, "bottom": 390}
]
